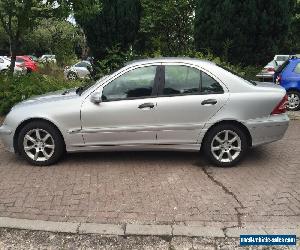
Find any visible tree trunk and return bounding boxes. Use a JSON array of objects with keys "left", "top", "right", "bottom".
[{"left": 9, "top": 40, "right": 17, "bottom": 74}]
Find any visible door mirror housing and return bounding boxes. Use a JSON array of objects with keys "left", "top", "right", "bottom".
[{"left": 90, "top": 92, "right": 102, "bottom": 104}]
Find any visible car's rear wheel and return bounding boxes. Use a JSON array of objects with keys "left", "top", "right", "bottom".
[
  {"left": 67, "top": 72, "right": 78, "bottom": 80},
  {"left": 17, "top": 121, "right": 65, "bottom": 166},
  {"left": 287, "top": 91, "right": 300, "bottom": 111},
  {"left": 202, "top": 124, "right": 248, "bottom": 167}
]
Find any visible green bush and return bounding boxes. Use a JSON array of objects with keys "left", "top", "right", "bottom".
[
  {"left": 0, "top": 73, "right": 81, "bottom": 115},
  {"left": 191, "top": 51, "right": 260, "bottom": 80}
]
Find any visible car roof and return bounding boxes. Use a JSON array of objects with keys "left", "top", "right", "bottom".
[{"left": 125, "top": 57, "right": 215, "bottom": 67}]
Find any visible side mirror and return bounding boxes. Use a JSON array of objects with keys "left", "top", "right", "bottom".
[{"left": 90, "top": 92, "right": 102, "bottom": 104}]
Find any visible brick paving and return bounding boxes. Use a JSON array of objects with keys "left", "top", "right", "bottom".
[{"left": 0, "top": 121, "right": 299, "bottom": 228}]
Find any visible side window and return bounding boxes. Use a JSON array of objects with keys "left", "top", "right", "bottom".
[
  {"left": 102, "top": 66, "right": 158, "bottom": 101},
  {"left": 76, "top": 62, "right": 90, "bottom": 68},
  {"left": 163, "top": 65, "right": 201, "bottom": 95},
  {"left": 16, "top": 58, "right": 24, "bottom": 63},
  {"left": 294, "top": 63, "right": 300, "bottom": 74},
  {"left": 201, "top": 72, "right": 224, "bottom": 94}
]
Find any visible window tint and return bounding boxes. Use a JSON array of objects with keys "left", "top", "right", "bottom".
[
  {"left": 162, "top": 65, "right": 223, "bottom": 96},
  {"left": 76, "top": 62, "right": 90, "bottom": 68},
  {"left": 201, "top": 72, "right": 223, "bottom": 94},
  {"left": 16, "top": 58, "right": 24, "bottom": 63},
  {"left": 163, "top": 65, "right": 200, "bottom": 95},
  {"left": 294, "top": 63, "right": 300, "bottom": 74},
  {"left": 102, "top": 66, "right": 157, "bottom": 101}
]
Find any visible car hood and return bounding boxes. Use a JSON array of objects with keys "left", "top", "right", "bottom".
[{"left": 13, "top": 88, "right": 79, "bottom": 108}]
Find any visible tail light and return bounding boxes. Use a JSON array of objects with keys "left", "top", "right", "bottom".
[
  {"left": 266, "top": 67, "right": 275, "bottom": 72},
  {"left": 271, "top": 94, "right": 288, "bottom": 115},
  {"left": 275, "top": 75, "right": 282, "bottom": 85}
]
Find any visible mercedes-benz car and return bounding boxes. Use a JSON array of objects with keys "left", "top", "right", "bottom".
[{"left": 0, "top": 58, "right": 289, "bottom": 167}]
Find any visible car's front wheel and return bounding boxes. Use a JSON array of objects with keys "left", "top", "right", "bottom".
[
  {"left": 67, "top": 72, "right": 78, "bottom": 81},
  {"left": 287, "top": 91, "right": 300, "bottom": 111},
  {"left": 202, "top": 124, "right": 248, "bottom": 167},
  {"left": 17, "top": 121, "right": 65, "bottom": 166}
]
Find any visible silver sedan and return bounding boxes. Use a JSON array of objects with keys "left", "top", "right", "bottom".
[
  {"left": 0, "top": 58, "right": 289, "bottom": 167},
  {"left": 64, "top": 61, "right": 91, "bottom": 80}
]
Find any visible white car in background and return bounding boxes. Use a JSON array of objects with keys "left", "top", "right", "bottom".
[
  {"left": 0, "top": 56, "right": 26, "bottom": 75},
  {"left": 64, "top": 61, "right": 92, "bottom": 80},
  {"left": 256, "top": 55, "right": 295, "bottom": 82},
  {"left": 274, "top": 55, "right": 292, "bottom": 66},
  {"left": 39, "top": 55, "right": 56, "bottom": 64}
]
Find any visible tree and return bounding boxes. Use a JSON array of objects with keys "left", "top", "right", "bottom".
[
  {"left": 0, "top": 0, "right": 70, "bottom": 72},
  {"left": 138, "top": 0, "right": 196, "bottom": 56},
  {"left": 195, "top": 0, "right": 295, "bottom": 65},
  {"left": 73, "top": 0, "right": 141, "bottom": 59},
  {"left": 22, "top": 18, "right": 85, "bottom": 65}
]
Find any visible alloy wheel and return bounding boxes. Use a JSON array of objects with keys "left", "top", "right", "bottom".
[
  {"left": 68, "top": 72, "right": 77, "bottom": 80},
  {"left": 288, "top": 93, "right": 300, "bottom": 110},
  {"left": 211, "top": 130, "right": 242, "bottom": 163},
  {"left": 23, "top": 129, "right": 55, "bottom": 162}
]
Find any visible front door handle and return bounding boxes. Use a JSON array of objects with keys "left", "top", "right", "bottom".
[
  {"left": 201, "top": 99, "right": 217, "bottom": 105},
  {"left": 138, "top": 103, "right": 155, "bottom": 109}
]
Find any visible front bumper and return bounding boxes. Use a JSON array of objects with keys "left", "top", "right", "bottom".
[
  {"left": 245, "top": 114, "right": 289, "bottom": 147},
  {"left": 0, "top": 125, "right": 14, "bottom": 152}
]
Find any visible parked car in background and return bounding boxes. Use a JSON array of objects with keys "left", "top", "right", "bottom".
[
  {"left": 256, "top": 60, "right": 278, "bottom": 82},
  {"left": 0, "top": 56, "right": 26, "bottom": 75},
  {"left": 64, "top": 61, "right": 92, "bottom": 80},
  {"left": 16, "top": 56, "right": 38, "bottom": 73},
  {"left": 0, "top": 58, "right": 289, "bottom": 167},
  {"left": 274, "top": 57, "right": 300, "bottom": 111},
  {"left": 39, "top": 55, "right": 56, "bottom": 64},
  {"left": 274, "top": 55, "right": 292, "bottom": 66},
  {"left": 27, "top": 55, "right": 38, "bottom": 62}
]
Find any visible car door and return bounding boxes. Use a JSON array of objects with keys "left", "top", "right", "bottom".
[
  {"left": 76, "top": 62, "right": 90, "bottom": 78},
  {"left": 81, "top": 65, "right": 162, "bottom": 146},
  {"left": 155, "top": 63, "right": 229, "bottom": 145}
]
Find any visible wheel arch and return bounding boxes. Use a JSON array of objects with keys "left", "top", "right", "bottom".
[
  {"left": 13, "top": 118, "right": 66, "bottom": 154},
  {"left": 201, "top": 120, "right": 252, "bottom": 148}
]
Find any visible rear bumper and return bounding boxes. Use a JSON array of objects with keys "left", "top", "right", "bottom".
[
  {"left": 256, "top": 73, "right": 274, "bottom": 81},
  {"left": 245, "top": 114, "right": 289, "bottom": 147},
  {"left": 0, "top": 125, "right": 14, "bottom": 152}
]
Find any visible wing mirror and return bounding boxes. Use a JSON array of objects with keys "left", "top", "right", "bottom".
[{"left": 90, "top": 92, "right": 102, "bottom": 104}]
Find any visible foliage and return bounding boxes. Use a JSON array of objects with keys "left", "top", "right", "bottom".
[
  {"left": 195, "top": 0, "right": 296, "bottom": 66},
  {"left": 0, "top": 73, "right": 80, "bottom": 115},
  {"left": 138, "top": 0, "right": 196, "bottom": 56},
  {"left": 73, "top": 0, "right": 141, "bottom": 59},
  {"left": 22, "top": 18, "right": 84, "bottom": 66},
  {"left": 287, "top": 0, "right": 300, "bottom": 53},
  {"left": 0, "top": 0, "right": 70, "bottom": 70},
  {"left": 91, "top": 45, "right": 141, "bottom": 79}
]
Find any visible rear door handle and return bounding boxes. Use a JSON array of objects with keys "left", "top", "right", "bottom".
[
  {"left": 138, "top": 103, "right": 155, "bottom": 109},
  {"left": 201, "top": 99, "right": 217, "bottom": 105}
]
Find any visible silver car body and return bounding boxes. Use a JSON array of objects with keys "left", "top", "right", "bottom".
[
  {"left": 64, "top": 61, "right": 91, "bottom": 79},
  {"left": 0, "top": 58, "right": 289, "bottom": 155}
]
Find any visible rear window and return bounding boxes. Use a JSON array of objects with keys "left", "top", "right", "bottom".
[
  {"left": 275, "top": 60, "right": 290, "bottom": 73},
  {"left": 294, "top": 63, "right": 300, "bottom": 74},
  {"left": 218, "top": 65, "right": 257, "bottom": 86},
  {"left": 276, "top": 56, "right": 289, "bottom": 61}
]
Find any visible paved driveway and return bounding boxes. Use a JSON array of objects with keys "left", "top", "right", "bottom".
[{"left": 0, "top": 121, "right": 299, "bottom": 229}]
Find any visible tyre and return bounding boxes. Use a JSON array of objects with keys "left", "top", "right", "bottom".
[
  {"left": 287, "top": 91, "right": 300, "bottom": 111},
  {"left": 67, "top": 72, "right": 78, "bottom": 81},
  {"left": 202, "top": 124, "right": 248, "bottom": 167},
  {"left": 17, "top": 121, "right": 65, "bottom": 166}
]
